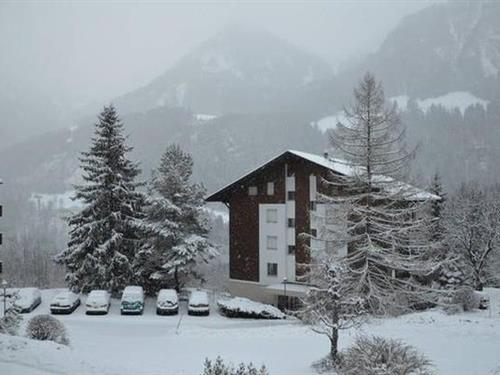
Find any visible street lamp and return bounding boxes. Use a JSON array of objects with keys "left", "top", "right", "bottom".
[
  {"left": 2, "top": 279, "right": 7, "bottom": 316},
  {"left": 283, "top": 277, "right": 287, "bottom": 310}
]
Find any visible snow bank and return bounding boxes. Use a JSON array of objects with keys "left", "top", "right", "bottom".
[
  {"left": 0, "top": 334, "right": 118, "bottom": 375},
  {"left": 417, "top": 91, "right": 489, "bottom": 115},
  {"left": 217, "top": 297, "right": 285, "bottom": 319}
]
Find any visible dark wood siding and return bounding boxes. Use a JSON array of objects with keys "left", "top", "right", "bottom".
[{"left": 228, "top": 164, "right": 286, "bottom": 282}]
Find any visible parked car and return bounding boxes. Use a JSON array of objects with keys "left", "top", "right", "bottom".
[
  {"left": 156, "top": 289, "right": 178, "bottom": 315},
  {"left": 86, "top": 290, "right": 111, "bottom": 315},
  {"left": 50, "top": 290, "right": 81, "bottom": 314},
  {"left": 120, "top": 286, "right": 144, "bottom": 315},
  {"left": 188, "top": 290, "right": 210, "bottom": 316},
  {"left": 14, "top": 287, "right": 42, "bottom": 313}
]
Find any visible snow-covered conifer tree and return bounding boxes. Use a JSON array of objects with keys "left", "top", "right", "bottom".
[
  {"left": 57, "top": 105, "right": 145, "bottom": 295},
  {"left": 316, "top": 73, "right": 442, "bottom": 313},
  {"left": 136, "top": 144, "right": 217, "bottom": 293}
]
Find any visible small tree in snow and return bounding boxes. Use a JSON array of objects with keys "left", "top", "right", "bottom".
[
  {"left": 136, "top": 144, "right": 217, "bottom": 293},
  {"left": 57, "top": 105, "right": 145, "bottom": 295},
  {"left": 444, "top": 183, "right": 500, "bottom": 291},
  {"left": 0, "top": 304, "right": 22, "bottom": 335},
  {"left": 300, "top": 261, "right": 365, "bottom": 362}
]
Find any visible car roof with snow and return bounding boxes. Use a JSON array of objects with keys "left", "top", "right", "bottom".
[
  {"left": 123, "top": 286, "right": 143, "bottom": 293},
  {"left": 158, "top": 289, "right": 177, "bottom": 300},
  {"left": 189, "top": 291, "right": 209, "bottom": 304},
  {"left": 89, "top": 290, "right": 109, "bottom": 296}
]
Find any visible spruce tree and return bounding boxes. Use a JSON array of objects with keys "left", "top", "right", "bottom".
[
  {"left": 57, "top": 105, "right": 145, "bottom": 295},
  {"left": 136, "top": 144, "right": 217, "bottom": 293}
]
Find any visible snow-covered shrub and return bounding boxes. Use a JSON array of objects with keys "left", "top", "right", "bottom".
[
  {"left": 202, "top": 357, "right": 269, "bottom": 375},
  {"left": 448, "top": 287, "right": 480, "bottom": 312},
  {"left": 217, "top": 297, "right": 285, "bottom": 319},
  {"left": 0, "top": 305, "right": 22, "bottom": 335},
  {"left": 26, "top": 314, "right": 70, "bottom": 346},
  {"left": 336, "top": 336, "right": 433, "bottom": 375}
]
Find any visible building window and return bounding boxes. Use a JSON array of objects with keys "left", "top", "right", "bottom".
[
  {"left": 311, "top": 228, "right": 317, "bottom": 238},
  {"left": 267, "top": 263, "right": 278, "bottom": 276},
  {"left": 310, "top": 201, "right": 317, "bottom": 211},
  {"left": 267, "top": 235, "right": 278, "bottom": 250},
  {"left": 267, "top": 182, "right": 274, "bottom": 195},
  {"left": 266, "top": 208, "right": 278, "bottom": 223},
  {"left": 248, "top": 186, "right": 258, "bottom": 196},
  {"left": 287, "top": 191, "right": 296, "bottom": 201},
  {"left": 287, "top": 218, "right": 295, "bottom": 228},
  {"left": 288, "top": 245, "right": 296, "bottom": 254}
]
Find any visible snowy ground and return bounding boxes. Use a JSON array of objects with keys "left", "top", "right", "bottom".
[{"left": 1, "top": 288, "right": 500, "bottom": 375}]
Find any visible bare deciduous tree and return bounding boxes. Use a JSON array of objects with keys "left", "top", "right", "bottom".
[{"left": 444, "top": 183, "right": 500, "bottom": 291}]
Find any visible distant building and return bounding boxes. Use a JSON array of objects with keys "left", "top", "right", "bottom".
[{"left": 206, "top": 150, "right": 436, "bottom": 308}]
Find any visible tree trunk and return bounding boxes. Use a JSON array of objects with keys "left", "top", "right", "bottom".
[
  {"left": 330, "top": 327, "right": 339, "bottom": 362},
  {"left": 174, "top": 266, "right": 179, "bottom": 293}
]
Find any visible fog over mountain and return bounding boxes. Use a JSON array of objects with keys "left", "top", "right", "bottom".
[
  {"left": 1, "top": 0, "right": 499, "bottom": 195},
  {"left": 2, "top": 0, "right": 500, "bottom": 197},
  {"left": 0, "top": 1, "right": 431, "bottom": 150}
]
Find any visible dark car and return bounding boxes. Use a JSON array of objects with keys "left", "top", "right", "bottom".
[{"left": 120, "top": 286, "right": 144, "bottom": 315}]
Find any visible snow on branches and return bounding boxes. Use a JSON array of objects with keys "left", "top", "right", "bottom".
[
  {"left": 136, "top": 144, "right": 217, "bottom": 293},
  {"left": 57, "top": 105, "right": 145, "bottom": 296}
]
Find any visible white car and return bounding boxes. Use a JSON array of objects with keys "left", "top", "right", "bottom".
[
  {"left": 14, "top": 287, "right": 42, "bottom": 313},
  {"left": 50, "top": 290, "right": 81, "bottom": 314},
  {"left": 86, "top": 290, "right": 111, "bottom": 315},
  {"left": 120, "top": 286, "right": 144, "bottom": 315},
  {"left": 188, "top": 290, "right": 210, "bottom": 316},
  {"left": 156, "top": 289, "right": 178, "bottom": 315}
]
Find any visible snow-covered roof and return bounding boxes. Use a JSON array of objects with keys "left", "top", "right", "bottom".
[{"left": 206, "top": 150, "right": 438, "bottom": 202}]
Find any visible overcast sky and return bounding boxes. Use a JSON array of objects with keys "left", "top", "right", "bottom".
[{"left": 0, "top": 1, "right": 436, "bottom": 106}]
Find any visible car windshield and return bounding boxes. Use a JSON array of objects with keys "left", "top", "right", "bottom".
[{"left": 122, "top": 292, "right": 142, "bottom": 302}]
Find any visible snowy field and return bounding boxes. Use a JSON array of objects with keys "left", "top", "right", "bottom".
[{"left": 1, "top": 288, "right": 500, "bottom": 375}]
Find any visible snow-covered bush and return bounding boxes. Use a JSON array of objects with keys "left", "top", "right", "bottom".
[
  {"left": 448, "top": 287, "right": 480, "bottom": 313},
  {"left": 0, "top": 305, "right": 22, "bottom": 335},
  {"left": 26, "top": 314, "right": 70, "bottom": 346},
  {"left": 202, "top": 356, "right": 269, "bottom": 375},
  {"left": 217, "top": 297, "right": 285, "bottom": 319},
  {"left": 336, "top": 336, "right": 433, "bottom": 375}
]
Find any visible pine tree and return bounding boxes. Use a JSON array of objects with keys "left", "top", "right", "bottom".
[
  {"left": 57, "top": 105, "right": 145, "bottom": 295},
  {"left": 429, "top": 172, "right": 446, "bottom": 242},
  {"left": 136, "top": 144, "right": 217, "bottom": 293}
]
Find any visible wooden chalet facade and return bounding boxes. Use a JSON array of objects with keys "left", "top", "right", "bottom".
[{"left": 206, "top": 150, "right": 436, "bottom": 308}]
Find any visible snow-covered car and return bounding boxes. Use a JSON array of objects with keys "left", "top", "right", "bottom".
[
  {"left": 85, "top": 290, "right": 111, "bottom": 315},
  {"left": 14, "top": 287, "right": 42, "bottom": 313},
  {"left": 156, "top": 289, "right": 178, "bottom": 315},
  {"left": 50, "top": 290, "right": 81, "bottom": 314},
  {"left": 188, "top": 290, "right": 210, "bottom": 316},
  {"left": 120, "top": 286, "right": 144, "bottom": 315}
]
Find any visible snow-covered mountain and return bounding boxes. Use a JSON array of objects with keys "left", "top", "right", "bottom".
[
  {"left": 365, "top": 1, "right": 500, "bottom": 99},
  {"left": 114, "top": 27, "right": 333, "bottom": 115}
]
